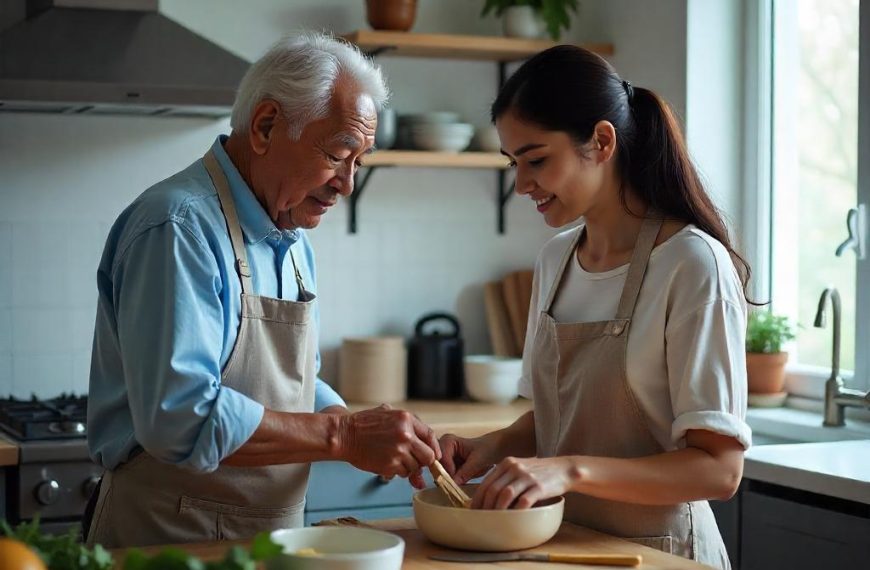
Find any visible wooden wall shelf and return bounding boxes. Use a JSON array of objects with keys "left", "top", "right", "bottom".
[
  {"left": 365, "top": 150, "right": 510, "bottom": 169},
  {"left": 342, "top": 30, "right": 614, "bottom": 62},
  {"left": 341, "top": 31, "right": 613, "bottom": 234}
]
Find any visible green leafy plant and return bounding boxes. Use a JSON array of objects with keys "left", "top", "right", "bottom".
[
  {"left": 1, "top": 518, "right": 284, "bottom": 570},
  {"left": 746, "top": 311, "right": 796, "bottom": 354},
  {"left": 2, "top": 518, "right": 112, "bottom": 570},
  {"left": 481, "top": 0, "right": 580, "bottom": 40}
]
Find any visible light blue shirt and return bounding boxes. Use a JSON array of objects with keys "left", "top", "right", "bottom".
[{"left": 88, "top": 136, "right": 345, "bottom": 473}]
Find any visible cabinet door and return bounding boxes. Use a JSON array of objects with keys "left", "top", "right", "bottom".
[
  {"left": 709, "top": 485, "right": 742, "bottom": 569},
  {"left": 306, "top": 461, "right": 433, "bottom": 511},
  {"left": 741, "top": 489, "right": 870, "bottom": 570},
  {"left": 305, "top": 505, "right": 413, "bottom": 526}
]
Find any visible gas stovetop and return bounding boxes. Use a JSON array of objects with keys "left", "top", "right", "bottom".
[{"left": 0, "top": 394, "right": 87, "bottom": 441}]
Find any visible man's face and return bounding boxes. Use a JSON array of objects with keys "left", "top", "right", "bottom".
[{"left": 249, "top": 78, "right": 377, "bottom": 230}]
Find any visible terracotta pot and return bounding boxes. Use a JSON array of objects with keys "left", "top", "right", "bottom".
[
  {"left": 746, "top": 352, "right": 788, "bottom": 394},
  {"left": 366, "top": 0, "right": 418, "bottom": 32}
]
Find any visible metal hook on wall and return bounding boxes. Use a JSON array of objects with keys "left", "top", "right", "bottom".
[{"left": 835, "top": 204, "right": 866, "bottom": 260}]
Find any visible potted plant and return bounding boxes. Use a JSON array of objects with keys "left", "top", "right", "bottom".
[
  {"left": 745, "top": 311, "right": 796, "bottom": 394},
  {"left": 481, "top": 0, "right": 580, "bottom": 41}
]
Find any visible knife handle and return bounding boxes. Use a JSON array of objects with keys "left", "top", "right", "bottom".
[{"left": 547, "top": 553, "right": 643, "bottom": 566}]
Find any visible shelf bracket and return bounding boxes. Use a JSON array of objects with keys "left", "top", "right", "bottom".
[
  {"left": 497, "top": 170, "right": 515, "bottom": 234},
  {"left": 348, "top": 167, "right": 378, "bottom": 234},
  {"left": 363, "top": 46, "right": 397, "bottom": 58}
]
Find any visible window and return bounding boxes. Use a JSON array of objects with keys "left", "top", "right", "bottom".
[{"left": 751, "top": 0, "right": 869, "bottom": 391}]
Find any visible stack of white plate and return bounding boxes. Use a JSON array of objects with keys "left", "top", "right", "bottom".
[
  {"left": 399, "top": 112, "right": 474, "bottom": 152},
  {"left": 339, "top": 336, "right": 407, "bottom": 404}
]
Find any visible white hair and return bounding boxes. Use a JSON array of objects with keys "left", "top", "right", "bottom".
[{"left": 230, "top": 31, "right": 389, "bottom": 139}]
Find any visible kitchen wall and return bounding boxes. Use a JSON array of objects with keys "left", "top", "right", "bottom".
[{"left": 0, "top": 0, "right": 715, "bottom": 398}]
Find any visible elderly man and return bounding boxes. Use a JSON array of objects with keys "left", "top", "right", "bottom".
[{"left": 84, "top": 33, "right": 440, "bottom": 548}]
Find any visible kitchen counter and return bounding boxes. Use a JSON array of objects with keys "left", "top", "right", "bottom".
[
  {"left": 346, "top": 399, "right": 533, "bottom": 439},
  {"left": 110, "top": 518, "right": 712, "bottom": 569},
  {"left": 745, "top": 439, "right": 870, "bottom": 504},
  {"left": 0, "top": 434, "right": 18, "bottom": 466}
]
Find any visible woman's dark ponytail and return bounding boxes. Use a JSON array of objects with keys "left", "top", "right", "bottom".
[
  {"left": 492, "top": 46, "right": 754, "bottom": 302},
  {"left": 626, "top": 87, "right": 754, "bottom": 300}
]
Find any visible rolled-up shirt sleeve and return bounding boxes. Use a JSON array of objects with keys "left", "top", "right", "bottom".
[
  {"left": 113, "top": 221, "right": 264, "bottom": 472},
  {"left": 666, "top": 299, "right": 752, "bottom": 449}
]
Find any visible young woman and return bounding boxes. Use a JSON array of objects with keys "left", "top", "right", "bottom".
[{"left": 440, "top": 46, "right": 751, "bottom": 569}]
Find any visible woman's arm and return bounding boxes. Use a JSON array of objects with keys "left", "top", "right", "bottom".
[{"left": 473, "top": 428, "right": 743, "bottom": 509}]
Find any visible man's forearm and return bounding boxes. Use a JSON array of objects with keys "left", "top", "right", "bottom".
[{"left": 222, "top": 409, "right": 346, "bottom": 467}]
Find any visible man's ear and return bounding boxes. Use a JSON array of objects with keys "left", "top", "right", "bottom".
[{"left": 249, "top": 99, "right": 281, "bottom": 156}]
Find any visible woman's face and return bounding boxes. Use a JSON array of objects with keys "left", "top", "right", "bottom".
[{"left": 496, "top": 110, "right": 609, "bottom": 228}]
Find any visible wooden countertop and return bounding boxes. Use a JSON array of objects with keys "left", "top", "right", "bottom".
[
  {"left": 346, "top": 399, "right": 533, "bottom": 438},
  {"left": 0, "top": 434, "right": 18, "bottom": 466},
  {"left": 111, "top": 518, "right": 711, "bottom": 569}
]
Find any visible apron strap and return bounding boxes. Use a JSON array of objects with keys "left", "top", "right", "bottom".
[
  {"left": 614, "top": 216, "right": 664, "bottom": 320},
  {"left": 203, "top": 150, "right": 254, "bottom": 295},
  {"left": 542, "top": 227, "right": 585, "bottom": 313}
]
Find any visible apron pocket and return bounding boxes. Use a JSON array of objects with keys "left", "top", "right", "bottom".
[
  {"left": 627, "top": 535, "right": 674, "bottom": 554},
  {"left": 179, "top": 496, "right": 306, "bottom": 541}
]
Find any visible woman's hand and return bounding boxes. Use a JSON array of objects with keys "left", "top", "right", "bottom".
[
  {"left": 438, "top": 433, "right": 504, "bottom": 485},
  {"left": 473, "top": 456, "right": 579, "bottom": 510}
]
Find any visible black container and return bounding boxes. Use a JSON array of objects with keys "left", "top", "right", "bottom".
[{"left": 407, "top": 312, "right": 464, "bottom": 399}]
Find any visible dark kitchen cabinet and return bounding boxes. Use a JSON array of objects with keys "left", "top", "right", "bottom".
[
  {"left": 739, "top": 481, "right": 870, "bottom": 570},
  {"left": 709, "top": 482, "right": 744, "bottom": 569}
]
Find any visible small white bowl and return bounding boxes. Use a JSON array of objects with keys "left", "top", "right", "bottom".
[
  {"left": 414, "top": 484, "right": 564, "bottom": 551},
  {"left": 409, "top": 122, "right": 474, "bottom": 137},
  {"left": 464, "top": 355, "right": 522, "bottom": 403},
  {"left": 402, "top": 111, "right": 461, "bottom": 124},
  {"left": 267, "top": 527, "right": 404, "bottom": 570},
  {"left": 475, "top": 125, "right": 502, "bottom": 152}
]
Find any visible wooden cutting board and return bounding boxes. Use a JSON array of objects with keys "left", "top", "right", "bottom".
[
  {"left": 483, "top": 280, "right": 518, "bottom": 357},
  {"left": 502, "top": 269, "right": 534, "bottom": 354},
  {"left": 109, "top": 518, "right": 713, "bottom": 569}
]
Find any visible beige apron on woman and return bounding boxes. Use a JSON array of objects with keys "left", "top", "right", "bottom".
[
  {"left": 87, "top": 150, "right": 317, "bottom": 548},
  {"left": 531, "top": 216, "right": 731, "bottom": 569}
]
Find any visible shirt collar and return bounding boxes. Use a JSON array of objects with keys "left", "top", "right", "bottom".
[{"left": 209, "top": 135, "right": 302, "bottom": 246}]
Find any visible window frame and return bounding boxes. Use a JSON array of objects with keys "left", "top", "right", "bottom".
[{"left": 744, "top": 0, "right": 870, "bottom": 395}]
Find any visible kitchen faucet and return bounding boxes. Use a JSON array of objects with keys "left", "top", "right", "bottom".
[{"left": 814, "top": 287, "right": 870, "bottom": 426}]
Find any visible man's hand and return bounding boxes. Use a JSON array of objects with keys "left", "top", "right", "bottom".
[{"left": 337, "top": 404, "right": 441, "bottom": 489}]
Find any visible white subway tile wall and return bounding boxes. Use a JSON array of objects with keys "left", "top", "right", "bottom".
[
  {"left": 0, "top": 0, "right": 690, "bottom": 398},
  {"left": 0, "top": 111, "right": 553, "bottom": 397}
]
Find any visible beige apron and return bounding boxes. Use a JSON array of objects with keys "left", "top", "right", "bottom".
[
  {"left": 531, "top": 216, "right": 730, "bottom": 569},
  {"left": 86, "top": 150, "right": 317, "bottom": 548}
]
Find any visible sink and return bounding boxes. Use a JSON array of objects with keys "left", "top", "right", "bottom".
[
  {"left": 746, "top": 407, "right": 870, "bottom": 445},
  {"left": 752, "top": 433, "right": 799, "bottom": 445}
]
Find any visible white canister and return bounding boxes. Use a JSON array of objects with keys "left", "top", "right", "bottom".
[
  {"left": 502, "top": 6, "right": 544, "bottom": 39},
  {"left": 339, "top": 336, "right": 407, "bottom": 404}
]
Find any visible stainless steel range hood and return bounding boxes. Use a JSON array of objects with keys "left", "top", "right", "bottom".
[{"left": 0, "top": 0, "right": 250, "bottom": 117}]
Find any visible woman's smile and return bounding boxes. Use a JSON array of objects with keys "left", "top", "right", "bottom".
[{"left": 535, "top": 195, "right": 555, "bottom": 212}]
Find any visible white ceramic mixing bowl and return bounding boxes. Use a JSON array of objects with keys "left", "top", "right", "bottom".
[
  {"left": 266, "top": 527, "right": 404, "bottom": 570},
  {"left": 413, "top": 484, "right": 564, "bottom": 551}
]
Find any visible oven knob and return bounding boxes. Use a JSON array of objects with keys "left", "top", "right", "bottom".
[
  {"left": 35, "top": 479, "right": 61, "bottom": 506},
  {"left": 83, "top": 476, "right": 101, "bottom": 499}
]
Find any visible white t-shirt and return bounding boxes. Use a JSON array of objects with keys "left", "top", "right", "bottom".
[{"left": 519, "top": 224, "right": 752, "bottom": 451}]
